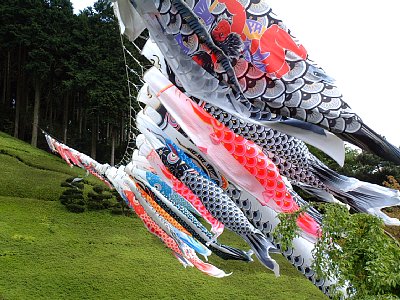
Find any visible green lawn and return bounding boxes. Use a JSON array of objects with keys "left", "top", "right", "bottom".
[{"left": 0, "top": 132, "right": 325, "bottom": 299}]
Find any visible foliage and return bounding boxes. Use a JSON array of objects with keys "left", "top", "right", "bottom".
[
  {"left": 314, "top": 204, "right": 400, "bottom": 298},
  {"left": 93, "top": 184, "right": 106, "bottom": 194},
  {"left": 383, "top": 176, "right": 400, "bottom": 190},
  {"left": 87, "top": 186, "right": 111, "bottom": 210},
  {"left": 275, "top": 202, "right": 400, "bottom": 299},
  {"left": 309, "top": 145, "right": 400, "bottom": 186},
  {"left": 381, "top": 176, "right": 400, "bottom": 241},
  {"left": 272, "top": 207, "right": 307, "bottom": 251},
  {"left": 59, "top": 178, "right": 86, "bottom": 213},
  {"left": 0, "top": 0, "right": 143, "bottom": 163},
  {"left": 65, "top": 202, "right": 86, "bottom": 213},
  {"left": 57, "top": 176, "right": 129, "bottom": 215}
]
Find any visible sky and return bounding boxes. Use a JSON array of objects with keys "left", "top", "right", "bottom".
[
  {"left": 71, "top": 0, "right": 400, "bottom": 146},
  {"left": 71, "top": 0, "right": 95, "bottom": 14}
]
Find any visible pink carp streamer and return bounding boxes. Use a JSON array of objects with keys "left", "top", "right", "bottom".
[
  {"left": 123, "top": 188, "right": 230, "bottom": 278},
  {"left": 192, "top": 103, "right": 320, "bottom": 236},
  {"left": 45, "top": 133, "right": 112, "bottom": 188}
]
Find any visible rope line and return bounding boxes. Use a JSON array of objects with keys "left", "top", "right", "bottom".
[{"left": 116, "top": 33, "right": 150, "bottom": 167}]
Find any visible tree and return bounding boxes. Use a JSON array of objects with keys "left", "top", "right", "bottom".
[
  {"left": 0, "top": 0, "right": 140, "bottom": 163},
  {"left": 309, "top": 145, "right": 400, "bottom": 186},
  {"left": 274, "top": 203, "right": 400, "bottom": 299}
]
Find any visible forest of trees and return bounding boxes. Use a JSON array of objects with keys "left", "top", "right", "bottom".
[{"left": 0, "top": 0, "right": 144, "bottom": 164}]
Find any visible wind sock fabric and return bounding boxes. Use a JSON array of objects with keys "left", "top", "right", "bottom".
[
  {"left": 125, "top": 180, "right": 231, "bottom": 277},
  {"left": 139, "top": 64, "right": 400, "bottom": 226},
  {"left": 143, "top": 67, "right": 320, "bottom": 237},
  {"left": 44, "top": 133, "right": 112, "bottom": 187},
  {"left": 134, "top": 135, "right": 226, "bottom": 238},
  {"left": 132, "top": 0, "right": 400, "bottom": 165},
  {"left": 153, "top": 143, "right": 279, "bottom": 274},
  {"left": 144, "top": 170, "right": 224, "bottom": 239},
  {"left": 135, "top": 135, "right": 255, "bottom": 262},
  {"left": 133, "top": 176, "right": 212, "bottom": 259}
]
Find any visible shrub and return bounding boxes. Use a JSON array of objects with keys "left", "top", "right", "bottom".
[
  {"left": 62, "top": 178, "right": 83, "bottom": 189},
  {"left": 112, "top": 190, "right": 131, "bottom": 216},
  {"left": 59, "top": 178, "right": 86, "bottom": 213},
  {"left": 111, "top": 206, "right": 124, "bottom": 215},
  {"left": 87, "top": 192, "right": 105, "bottom": 202},
  {"left": 93, "top": 185, "right": 106, "bottom": 194},
  {"left": 62, "top": 189, "right": 83, "bottom": 196},
  {"left": 274, "top": 203, "right": 400, "bottom": 298},
  {"left": 103, "top": 198, "right": 118, "bottom": 209},
  {"left": 59, "top": 179, "right": 132, "bottom": 216},
  {"left": 65, "top": 203, "right": 85, "bottom": 213},
  {"left": 102, "top": 192, "right": 113, "bottom": 199},
  {"left": 87, "top": 201, "right": 104, "bottom": 210}
]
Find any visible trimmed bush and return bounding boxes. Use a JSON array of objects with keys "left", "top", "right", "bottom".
[
  {"left": 93, "top": 185, "right": 106, "bottom": 194},
  {"left": 59, "top": 178, "right": 131, "bottom": 216},
  {"left": 59, "top": 178, "right": 86, "bottom": 213},
  {"left": 87, "top": 201, "right": 104, "bottom": 210},
  {"left": 66, "top": 203, "right": 85, "bottom": 213},
  {"left": 61, "top": 178, "right": 84, "bottom": 190},
  {"left": 62, "top": 189, "right": 83, "bottom": 196},
  {"left": 111, "top": 206, "right": 124, "bottom": 215},
  {"left": 103, "top": 198, "right": 118, "bottom": 209}
]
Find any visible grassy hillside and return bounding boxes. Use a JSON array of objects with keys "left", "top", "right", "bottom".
[{"left": 0, "top": 132, "right": 325, "bottom": 299}]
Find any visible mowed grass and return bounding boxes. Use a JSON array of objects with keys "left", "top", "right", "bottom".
[
  {"left": 0, "top": 132, "right": 98, "bottom": 201},
  {"left": 0, "top": 132, "right": 325, "bottom": 299}
]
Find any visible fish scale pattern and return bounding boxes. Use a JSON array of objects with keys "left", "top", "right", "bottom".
[
  {"left": 158, "top": 146, "right": 258, "bottom": 235},
  {"left": 155, "top": 0, "right": 362, "bottom": 134},
  {"left": 201, "top": 102, "right": 326, "bottom": 190},
  {"left": 137, "top": 184, "right": 192, "bottom": 235},
  {"left": 144, "top": 174, "right": 214, "bottom": 238}
]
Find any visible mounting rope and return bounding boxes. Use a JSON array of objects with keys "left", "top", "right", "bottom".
[{"left": 115, "top": 33, "right": 149, "bottom": 168}]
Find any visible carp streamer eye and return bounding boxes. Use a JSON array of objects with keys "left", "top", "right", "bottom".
[{"left": 167, "top": 152, "right": 179, "bottom": 164}]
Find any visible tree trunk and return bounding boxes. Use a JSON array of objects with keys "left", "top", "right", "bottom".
[
  {"left": 91, "top": 118, "right": 97, "bottom": 159},
  {"left": 1, "top": 51, "right": 10, "bottom": 105},
  {"left": 20, "top": 54, "right": 28, "bottom": 141},
  {"left": 5, "top": 51, "right": 11, "bottom": 107},
  {"left": 110, "top": 126, "right": 115, "bottom": 166},
  {"left": 83, "top": 108, "right": 87, "bottom": 136},
  {"left": 62, "top": 95, "right": 69, "bottom": 143},
  {"left": 13, "top": 86, "right": 20, "bottom": 138},
  {"left": 13, "top": 47, "right": 22, "bottom": 138},
  {"left": 53, "top": 106, "right": 57, "bottom": 126},
  {"left": 121, "top": 115, "right": 125, "bottom": 144},
  {"left": 77, "top": 92, "right": 83, "bottom": 138},
  {"left": 48, "top": 96, "right": 53, "bottom": 132},
  {"left": 97, "top": 115, "right": 100, "bottom": 141},
  {"left": 1, "top": 60, "right": 5, "bottom": 105},
  {"left": 13, "top": 79, "right": 25, "bottom": 139},
  {"left": 14, "top": 47, "right": 28, "bottom": 139},
  {"left": 106, "top": 122, "right": 110, "bottom": 140},
  {"left": 72, "top": 95, "right": 76, "bottom": 123},
  {"left": 31, "top": 79, "right": 41, "bottom": 147},
  {"left": 78, "top": 108, "right": 83, "bottom": 139},
  {"left": 19, "top": 78, "right": 28, "bottom": 140}
]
